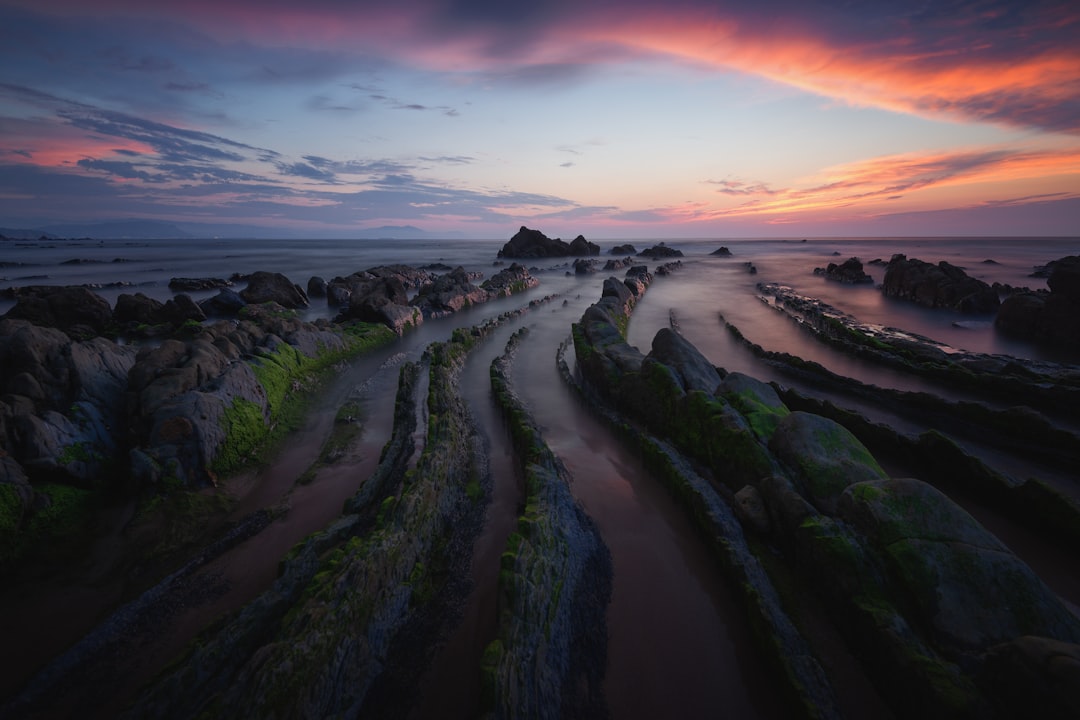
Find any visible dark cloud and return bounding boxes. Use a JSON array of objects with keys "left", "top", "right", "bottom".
[{"left": 76, "top": 158, "right": 160, "bottom": 181}]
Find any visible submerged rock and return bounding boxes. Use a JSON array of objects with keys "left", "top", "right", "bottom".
[{"left": 637, "top": 243, "right": 683, "bottom": 259}]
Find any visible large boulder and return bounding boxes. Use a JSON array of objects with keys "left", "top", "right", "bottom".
[
  {"left": 3, "top": 286, "right": 114, "bottom": 335},
  {"left": 882, "top": 255, "right": 999, "bottom": 313},
  {"left": 240, "top": 271, "right": 309, "bottom": 309},
  {"left": 647, "top": 328, "right": 721, "bottom": 395},
  {"left": 335, "top": 277, "right": 421, "bottom": 334},
  {"left": 497, "top": 226, "right": 573, "bottom": 258},
  {"left": 996, "top": 256, "right": 1080, "bottom": 348},
  {"left": 199, "top": 288, "right": 248, "bottom": 317},
  {"left": 838, "top": 478, "right": 1080, "bottom": 651},
  {"left": 768, "top": 411, "right": 887, "bottom": 513},
  {"left": 610, "top": 244, "right": 637, "bottom": 256},
  {"left": 115, "top": 293, "right": 165, "bottom": 326}
]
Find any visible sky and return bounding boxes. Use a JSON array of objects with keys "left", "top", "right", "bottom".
[{"left": 1, "top": 0, "right": 1078, "bottom": 239}]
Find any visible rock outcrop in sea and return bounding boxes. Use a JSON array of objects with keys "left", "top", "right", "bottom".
[
  {"left": 814, "top": 256, "right": 873, "bottom": 284},
  {"left": 996, "top": 255, "right": 1080, "bottom": 348},
  {"left": 882, "top": 254, "right": 1000, "bottom": 312},
  {"left": 497, "top": 226, "right": 599, "bottom": 258}
]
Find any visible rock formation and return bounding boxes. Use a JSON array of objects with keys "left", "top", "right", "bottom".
[
  {"left": 814, "top": 257, "right": 873, "bottom": 284},
  {"left": 996, "top": 255, "right": 1080, "bottom": 348},
  {"left": 882, "top": 254, "right": 999, "bottom": 313},
  {"left": 497, "top": 226, "right": 597, "bottom": 258}
]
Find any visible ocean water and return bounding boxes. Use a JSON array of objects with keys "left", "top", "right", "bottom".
[{"left": 2, "top": 235, "right": 1077, "bottom": 368}]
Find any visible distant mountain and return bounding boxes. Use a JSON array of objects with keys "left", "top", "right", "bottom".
[{"left": 36, "top": 220, "right": 194, "bottom": 240}]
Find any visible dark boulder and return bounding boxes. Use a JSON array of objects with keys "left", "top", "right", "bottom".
[
  {"left": 882, "top": 255, "right": 999, "bottom": 313},
  {"left": 115, "top": 292, "right": 165, "bottom": 326},
  {"left": 638, "top": 243, "right": 683, "bottom": 259},
  {"left": 573, "top": 258, "right": 597, "bottom": 275},
  {"left": 610, "top": 244, "right": 637, "bottom": 255},
  {"left": 814, "top": 257, "right": 873, "bottom": 284},
  {"left": 3, "top": 286, "right": 113, "bottom": 334},
  {"left": 307, "top": 276, "right": 327, "bottom": 298},
  {"left": 199, "top": 289, "right": 248, "bottom": 317},
  {"left": 996, "top": 256, "right": 1080, "bottom": 348},
  {"left": 240, "top": 271, "right": 309, "bottom": 309},
  {"left": 568, "top": 234, "right": 600, "bottom": 256},
  {"left": 335, "top": 277, "right": 421, "bottom": 334},
  {"left": 710, "top": 246, "right": 733, "bottom": 257},
  {"left": 648, "top": 327, "right": 721, "bottom": 395},
  {"left": 160, "top": 293, "right": 206, "bottom": 326},
  {"left": 497, "top": 226, "right": 573, "bottom": 258}
]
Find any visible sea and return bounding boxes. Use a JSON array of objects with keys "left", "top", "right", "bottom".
[{"left": 2, "top": 234, "right": 1077, "bottom": 365}]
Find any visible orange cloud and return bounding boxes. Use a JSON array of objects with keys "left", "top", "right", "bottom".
[
  {"left": 580, "top": 7, "right": 1080, "bottom": 134},
  {"left": 686, "top": 144, "right": 1080, "bottom": 221}
]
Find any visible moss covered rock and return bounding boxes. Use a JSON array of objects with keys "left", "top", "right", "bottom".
[{"left": 769, "top": 411, "right": 887, "bottom": 513}]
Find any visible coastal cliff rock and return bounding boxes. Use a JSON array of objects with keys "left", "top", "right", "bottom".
[
  {"left": 882, "top": 254, "right": 999, "bottom": 313},
  {"left": 996, "top": 255, "right": 1080, "bottom": 348}
]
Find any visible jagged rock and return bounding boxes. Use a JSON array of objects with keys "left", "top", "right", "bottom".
[
  {"left": 240, "top": 271, "right": 309, "bottom": 308},
  {"left": 568, "top": 234, "right": 600, "bottom": 256},
  {"left": 602, "top": 257, "right": 632, "bottom": 271},
  {"left": 610, "top": 244, "right": 636, "bottom": 255},
  {"left": 882, "top": 254, "right": 999, "bottom": 313},
  {"left": 637, "top": 243, "right": 683, "bottom": 259},
  {"left": 814, "top": 257, "right": 873, "bottom": 284},
  {"left": 199, "top": 289, "right": 247, "bottom": 317},
  {"left": 335, "top": 277, "right": 421, "bottom": 333},
  {"left": 647, "top": 328, "right": 721, "bottom": 394},
  {"left": 497, "top": 226, "right": 575, "bottom": 258},
  {"left": 410, "top": 266, "right": 488, "bottom": 317},
  {"left": 481, "top": 263, "right": 538, "bottom": 298},
  {"left": 168, "top": 277, "right": 231, "bottom": 292},
  {"left": 2, "top": 286, "right": 114, "bottom": 334},
  {"left": 623, "top": 266, "right": 651, "bottom": 297},
  {"left": 996, "top": 256, "right": 1080, "bottom": 348},
  {"left": 573, "top": 258, "right": 597, "bottom": 274},
  {"left": 710, "top": 246, "right": 733, "bottom": 257}
]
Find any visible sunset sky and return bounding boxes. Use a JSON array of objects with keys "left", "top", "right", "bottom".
[{"left": 1, "top": 0, "right": 1078, "bottom": 238}]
